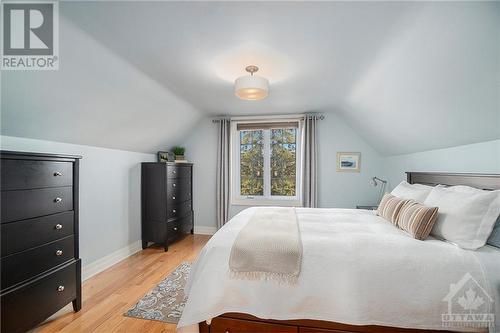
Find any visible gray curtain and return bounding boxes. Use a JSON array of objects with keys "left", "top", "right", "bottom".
[
  {"left": 216, "top": 118, "right": 231, "bottom": 229},
  {"left": 302, "top": 115, "right": 318, "bottom": 208}
]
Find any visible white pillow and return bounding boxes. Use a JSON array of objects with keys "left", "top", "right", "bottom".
[
  {"left": 424, "top": 185, "right": 500, "bottom": 250},
  {"left": 391, "top": 181, "right": 432, "bottom": 202}
]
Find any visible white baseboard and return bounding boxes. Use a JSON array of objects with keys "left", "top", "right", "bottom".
[
  {"left": 194, "top": 226, "right": 217, "bottom": 235},
  {"left": 82, "top": 229, "right": 215, "bottom": 281},
  {"left": 82, "top": 240, "right": 142, "bottom": 281}
]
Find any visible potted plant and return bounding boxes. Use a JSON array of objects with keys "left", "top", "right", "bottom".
[{"left": 171, "top": 146, "right": 186, "bottom": 161}]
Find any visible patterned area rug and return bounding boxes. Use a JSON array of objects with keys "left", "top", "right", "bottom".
[{"left": 125, "top": 262, "right": 191, "bottom": 324}]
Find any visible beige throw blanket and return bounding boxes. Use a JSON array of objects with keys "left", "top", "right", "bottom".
[{"left": 229, "top": 207, "right": 302, "bottom": 283}]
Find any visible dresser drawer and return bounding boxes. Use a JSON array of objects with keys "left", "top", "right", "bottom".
[
  {"left": 167, "top": 220, "right": 182, "bottom": 242},
  {"left": 167, "top": 185, "right": 192, "bottom": 204},
  {"left": 167, "top": 165, "right": 192, "bottom": 179},
  {"left": 1, "top": 235, "right": 75, "bottom": 290},
  {"left": 167, "top": 199, "right": 192, "bottom": 220},
  {"left": 1, "top": 159, "right": 73, "bottom": 191},
  {"left": 167, "top": 177, "right": 191, "bottom": 192},
  {"left": 167, "top": 214, "right": 192, "bottom": 241},
  {"left": 1, "top": 211, "right": 74, "bottom": 257},
  {"left": 211, "top": 317, "right": 297, "bottom": 333},
  {"left": 1, "top": 187, "right": 73, "bottom": 223},
  {"left": 1, "top": 260, "right": 78, "bottom": 333}
]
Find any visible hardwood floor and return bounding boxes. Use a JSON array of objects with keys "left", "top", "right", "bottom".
[{"left": 33, "top": 235, "right": 211, "bottom": 333}]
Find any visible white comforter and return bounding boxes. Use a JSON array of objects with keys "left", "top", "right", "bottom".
[{"left": 178, "top": 207, "right": 499, "bottom": 332}]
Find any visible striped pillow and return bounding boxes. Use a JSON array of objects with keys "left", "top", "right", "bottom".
[
  {"left": 397, "top": 200, "right": 439, "bottom": 240},
  {"left": 377, "top": 194, "right": 408, "bottom": 225}
]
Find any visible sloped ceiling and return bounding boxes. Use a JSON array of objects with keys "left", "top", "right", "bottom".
[{"left": 2, "top": 1, "right": 499, "bottom": 155}]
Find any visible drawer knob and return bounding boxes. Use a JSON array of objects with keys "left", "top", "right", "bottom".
[
  {"left": 55, "top": 250, "right": 63, "bottom": 256},
  {"left": 57, "top": 285, "right": 65, "bottom": 292},
  {"left": 172, "top": 196, "right": 176, "bottom": 200},
  {"left": 54, "top": 172, "right": 63, "bottom": 177},
  {"left": 173, "top": 227, "right": 178, "bottom": 231},
  {"left": 55, "top": 224, "right": 63, "bottom": 230},
  {"left": 225, "top": 330, "right": 230, "bottom": 333},
  {"left": 172, "top": 209, "right": 176, "bottom": 213},
  {"left": 173, "top": 170, "right": 176, "bottom": 174},
  {"left": 173, "top": 183, "right": 176, "bottom": 187},
  {"left": 54, "top": 197, "right": 62, "bottom": 203}
]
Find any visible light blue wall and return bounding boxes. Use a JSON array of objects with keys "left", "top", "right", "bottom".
[
  {"left": 0, "top": 136, "right": 156, "bottom": 266},
  {"left": 184, "top": 114, "right": 384, "bottom": 229},
  {"left": 317, "top": 114, "right": 384, "bottom": 208},
  {"left": 383, "top": 140, "right": 500, "bottom": 190}
]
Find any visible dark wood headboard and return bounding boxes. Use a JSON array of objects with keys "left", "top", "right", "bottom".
[{"left": 406, "top": 172, "right": 500, "bottom": 190}]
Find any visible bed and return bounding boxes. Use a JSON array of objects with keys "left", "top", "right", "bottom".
[{"left": 178, "top": 172, "right": 500, "bottom": 333}]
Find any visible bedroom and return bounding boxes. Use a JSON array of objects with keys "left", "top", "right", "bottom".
[{"left": 0, "top": 1, "right": 499, "bottom": 333}]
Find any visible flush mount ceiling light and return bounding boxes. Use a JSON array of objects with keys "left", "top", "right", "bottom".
[{"left": 234, "top": 65, "right": 269, "bottom": 100}]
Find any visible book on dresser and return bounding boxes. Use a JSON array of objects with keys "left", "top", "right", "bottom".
[
  {"left": 141, "top": 162, "right": 194, "bottom": 251},
  {"left": 0, "top": 151, "right": 82, "bottom": 333}
]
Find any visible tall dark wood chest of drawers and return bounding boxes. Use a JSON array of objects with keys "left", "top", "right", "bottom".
[
  {"left": 0, "top": 151, "right": 82, "bottom": 333},
  {"left": 141, "top": 162, "right": 193, "bottom": 251}
]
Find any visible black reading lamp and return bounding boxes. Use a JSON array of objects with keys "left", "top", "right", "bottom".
[{"left": 371, "top": 176, "right": 388, "bottom": 202}]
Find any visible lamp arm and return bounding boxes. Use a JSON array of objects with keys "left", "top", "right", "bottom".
[
  {"left": 373, "top": 177, "right": 387, "bottom": 184},
  {"left": 380, "top": 182, "right": 387, "bottom": 199}
]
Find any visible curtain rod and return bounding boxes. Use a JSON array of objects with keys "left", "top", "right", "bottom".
[{"left": 211, "top": 114, "right": 324, "bottom": 123}]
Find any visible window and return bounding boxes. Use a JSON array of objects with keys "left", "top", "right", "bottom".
[
  {"left": 239, "top": 129, "right": 264, "bottom": 196},
  {"left": 232, "top": 120, "right": 302, "bottom": 205}
]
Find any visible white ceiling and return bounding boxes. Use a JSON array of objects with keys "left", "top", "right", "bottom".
[{"left": 2, "top": 1, "right": 499, "bottom": 155}]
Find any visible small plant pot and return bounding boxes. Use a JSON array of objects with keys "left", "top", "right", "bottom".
[{"left": 175, "top": 155, "right": 185, "bottom": 161}]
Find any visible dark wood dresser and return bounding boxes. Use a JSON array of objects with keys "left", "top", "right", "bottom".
[
  {"left": 141, "top": 162, "right": 193, "bottom": 251},
  {"left": 0, "top": 151, "right": 82, "bottom": 333}
]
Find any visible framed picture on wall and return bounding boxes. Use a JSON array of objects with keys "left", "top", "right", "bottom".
[{"left": 337, "top": 152, "right": 361, "bottom": 172}]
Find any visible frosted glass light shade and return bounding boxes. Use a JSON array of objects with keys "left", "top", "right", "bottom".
[{"left": 234, "top": 75, "right": 269, "bottom": 100}]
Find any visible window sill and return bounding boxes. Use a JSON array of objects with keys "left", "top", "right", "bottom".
[{"left": 231, "top": 199, "right": 302, "bottom": 207}]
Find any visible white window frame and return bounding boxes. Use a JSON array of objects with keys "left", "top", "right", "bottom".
[{"left": 231, "top": 119, "right": 303, "bottom": 206}]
